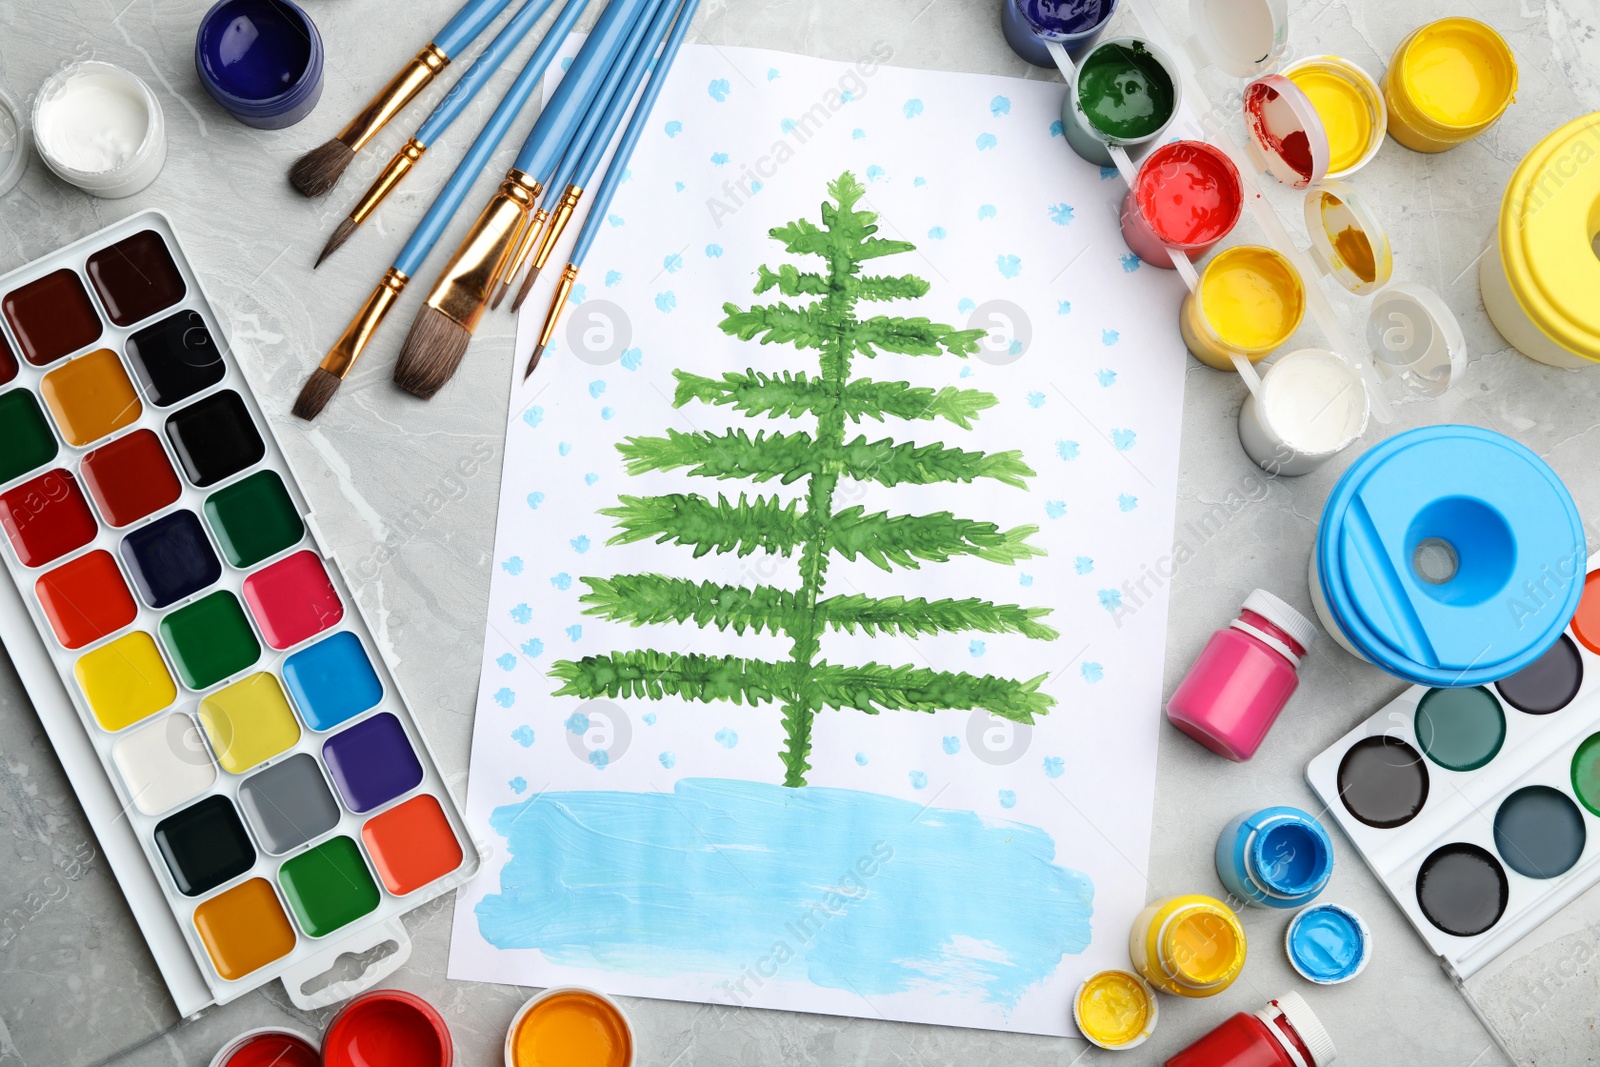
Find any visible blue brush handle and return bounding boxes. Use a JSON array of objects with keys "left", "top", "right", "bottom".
[
  {"left": 512, "top": 0, "right": 653, "bottom": 178},
  {"left": 417, "top": 0, "right": 557, "bottom": 145},
  {"left": 550, "top": 0, "right": 673, "bottom": 196},
  {"left": 396, "top": 0, "right": 593, "bottom": 276},
  {"left": 434, "top": 0, "right": 518, "bottom": 58},
  {"left": 571, "top": 0, "right": 698, "bottom": 265}
]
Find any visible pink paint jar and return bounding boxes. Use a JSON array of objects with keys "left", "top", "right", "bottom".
[{"left": 1166, "top": 589, "right": 1317, "bottom": 761}]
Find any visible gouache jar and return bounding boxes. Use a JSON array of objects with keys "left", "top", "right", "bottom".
[
  {"left": 322, "top": 990, "right": 453, "bottom": 1067},
  {"left": 208, "top": 1028, "right": 320, "bottom": 1067},
  {"left": 1238, "top": 348, "right": 1370, "bottom": 477},
  {"left": 1165, "top": 992, "right": 1336, "bottom": 1067},
  {"left": 1167, "top": 590, "right": 1316, "bottom": 761},
  {"left": 1283, "top": 56, "right": 1386, "bottom": 179},
  {"left": 1181, "top": 246, "right": 1305, "bottom": 370},
  {"left": 506, "top": 987, "right": 634, "bottom": 1067},
  {"left": 31, "top": 61, "right": 167, "bottom": 198},
  {"left": 1311, "top": 425, "right": 1586, "bottom": 687},
  {"left": 196, "top": 0, "right": 325, "bottom": 129},
  {"left": 1215, "top": 806, "right": 1333, "bottom": 908},
  {"left": 1481, "top": 113, "right": 1600, "bottom": 368},
  {"left": 1121, "top": 140, "right": 1242, "bottom": 267},
  {"left": 1129, "top": 894, "right": 1247, "bottom": 997},
  {"left": 1000, "top": 0, "right": 1117, "bottom": 67},
  {"left": 1383, "top": 18, "right": 1516, "bottom": 152},
  {"left": 1074, "top": 970, "right": 1159, "bottom": 1050},
  {"left": 1062, "top": 37, "right": 1181, "bottom": 167}
]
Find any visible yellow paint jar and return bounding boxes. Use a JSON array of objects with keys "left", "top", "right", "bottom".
[
  {"left": 1074, "top": 969, "right": 1159, "bottom": 1050},
  {"left": 1383, "top": 18, "right": 1517, "bottom": 152},
  {"left": 1284, "top": 56, "right": 1385, "bottom": 178},
  {"left": 1481, "top": 113, "right": 1600, "bottom": 368},
  {"left": 1128, "top": 894, "right": 1247, "bottom": 997},
  {"left": 1181, "top": 246, "right": 1305, "bottom": 370}
]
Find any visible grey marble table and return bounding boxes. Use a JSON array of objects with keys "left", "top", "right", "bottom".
[{"left": 2, "top": 0, "right": 1598, "bottom": 1063}]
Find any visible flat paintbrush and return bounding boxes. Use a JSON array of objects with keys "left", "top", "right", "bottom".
[
  {"left": 291, "top": 0, "right": 594, "bottom": 421},
  {"left": 289, "top": 0, "right": 515, "bottom": 198},
  {"left": 391, "top": 0, "right": 662, "bottom": 400},
  {"left": 524, "top": 0, "right": 700, "bottom": 376},
  {"left": 315, "top": 0, "right": 559, "bottom": 267}
]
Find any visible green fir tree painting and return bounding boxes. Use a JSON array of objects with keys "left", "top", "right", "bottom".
[{"left": 550, "top": 172, "right": 1060, "bottom": 787}]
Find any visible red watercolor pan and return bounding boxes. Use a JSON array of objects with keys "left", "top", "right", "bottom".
[
  {"left": 80, "top": 428, "right": 183, "bottom": 527},
  {"left": 0, "top": 468, "right": 99, "bottom": 567},
  {"left": 1, "top": 268, "right": 104, "bottom": 367},
  {"left": 242, "top": 549, "right": 343, "bottom": 650},
  {"left": 35, "top": 549, "right": 138, "bottom": 648}
]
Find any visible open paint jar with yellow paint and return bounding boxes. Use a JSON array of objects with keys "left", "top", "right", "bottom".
[
  {"left": 1383, "top": 18, "right": 1517, "bottom": 152},
  {"left": 1481, "top": 112, "right": 1600, "bottom": 368},
  {"left": 1283, "top": 56, "right": 1386, "bottom": 178},
  {"left": 1128, "top": 894, "right": 1248, "bottom": 997},
  {"left": 506, "top": 987, "right": 634, "bottom": 1067},
  {"left": 1180, "top": 245, "right": 1306, "bottom": 369},
  {"left": 1073, "top": 970, "right": 1159, "bottom": 1050}
]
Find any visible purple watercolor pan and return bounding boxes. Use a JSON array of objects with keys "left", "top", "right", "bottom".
[{"left": 322, "top": 712, "right": 424, "bottom": 813}]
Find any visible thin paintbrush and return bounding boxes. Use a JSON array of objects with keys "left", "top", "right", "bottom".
[
  {"left": 291, "top": 0, "right": 594, "bottom": 421},
  {"left": 524, "top": 0, "right": 699, "bottom": 376},
  {"left": 491, "top": 0, "right": 674, "bottom": 310},
  {"left": 315, "top": 0, "right": 559, "bottom": 268},
  {"left": 392, "top": 0, "right": 663, "bottom": 400},
  {"left": 289, "top": 0, "right": 516, "bottom": 198}
]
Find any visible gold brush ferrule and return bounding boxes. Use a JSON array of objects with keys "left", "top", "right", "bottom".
[
  {"left": 499, "top": 207, "right": 549, "bottom": 291},
  {"left": 538, "top": 264, "right": 580, "bottom": 350},
  {"left": 336, "top": 44, "right": 449, "bottom": 154},
  {"left": 533, "top": 185, "right": 584, "bottom": 272},
  {"left": 351, "top": 138, "right": 427, "bottom": 224},
  {"left": 320, "top": 267, "right": 409, "bottom": 379},
  {"left": 422, "top": 170, "right": 542, "bottom": 332}
]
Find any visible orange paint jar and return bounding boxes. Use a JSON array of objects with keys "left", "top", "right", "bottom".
[{"left": 505, "top": 987, "right": 634, "bottom": 1067}]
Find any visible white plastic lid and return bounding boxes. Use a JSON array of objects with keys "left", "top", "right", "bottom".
[
  {"left": 1243, "top": 75, "right": 1329, "bottom": 188},
  {"left": 1303, "top": 182, "right": 1392, "bottom": 296},
  {"left": 1243, "top": 589, "right": 1318, "bottom": 652},
  {"left": 1262, "top": 991, "right": 1338, "bottom": 1067},
  {"left": 1366, "top": 282, "right": 1466, "bottom": 399},
  {"left": 1188, "top": 0, "right": 1289, "bottom": 78},
  {"left": 0, "top": 88, "right": 27, "bottom": 198}
]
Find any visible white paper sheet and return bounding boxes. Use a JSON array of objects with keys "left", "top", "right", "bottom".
[{"left": 448, "top": 39, "right": 1189, "bottom": 1036}]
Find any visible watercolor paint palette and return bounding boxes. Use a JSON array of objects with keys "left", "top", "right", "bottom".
[
  {"left": 1308, "top": 556, "right": 1600, "bottom": 980},
  {"left": 0, "top": 212, "right": 478, "bottom": 1011}
]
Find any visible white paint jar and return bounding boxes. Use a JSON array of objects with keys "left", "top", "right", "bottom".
[
  {"left": 32, "top": 61, "right": 166, "bottom": 198},
  {"left": 1238, "top": 348, "right": 1368, "bottom": 476}
]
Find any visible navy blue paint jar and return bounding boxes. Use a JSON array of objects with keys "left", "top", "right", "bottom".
[{"left": 195, "top": 0, "right": 324, "bottom": 129}]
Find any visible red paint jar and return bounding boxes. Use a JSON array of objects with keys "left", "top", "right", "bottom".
[
  {"left": 1121, "top": 140, "right": 1242, "bottom": 267},
  {"left": 1166, "top": 992, "right": 1336, "bottom": 1067},
  {"left": 1166, "top": 589, "right": 1317, "bottom": 762}
]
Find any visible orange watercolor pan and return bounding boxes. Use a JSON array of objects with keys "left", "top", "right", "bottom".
[
  {"left": 192, "top": 876, "right": 297, "bottom": 981},
  {"left": 361, "top": 793, "right": 465, "bottom": 896}
]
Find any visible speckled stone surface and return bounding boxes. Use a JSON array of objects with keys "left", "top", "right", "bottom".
[{"left": 1, "top": 0, "right": 1597, "bottom": 1063}]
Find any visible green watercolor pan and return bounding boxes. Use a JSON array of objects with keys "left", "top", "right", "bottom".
[
  {"left": 0, "top": 212, "right": 478, "bottom": 1015},
  {"left": 1308, "top": 554, "right": 1600, "bottom": 983}
]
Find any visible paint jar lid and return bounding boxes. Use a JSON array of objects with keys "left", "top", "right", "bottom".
[
  {"left": 1072, "top": 969, "right": 1159, "bottom": 1050},
  {"left": 1313, "top": 425, "right": 1586, "bottom": 687},
  {"left": 1241, "top": 589, "right": 1318, "bottom": 654},
  {"left": 1242, "top": 75, "right": 1329, "bottom": 188},
  {"left": 1260, "top": 992, "right": 1337, "bottom": 1065},
  {"left": 1186, "top": 0, "right": 1289, "bottom": 78},
  {"left": 1285, "top": 903, "right": 1371, "bottom": 984},
  {"left": 1365, "top": 283, "right": 1466, "bottom": 399},
  {"left": 0, "top": 87, "right": 28, "bottom": 197},
  {"left": 1303, "top": 182, "right": 1391, "bottom": 295}
]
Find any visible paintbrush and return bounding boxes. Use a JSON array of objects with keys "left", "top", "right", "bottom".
[
  {"left": 291, "top": 0, "right": 595, "bottom": 421},
  {"left": 524, "top": 0, "right": 699, "bottom": 376},
  {"left": 315, "top": 0, "right": 560, "bottom": 267},
  {"left": 391, "top": 0, "right": 662, "bottom": 400},
  {"left": 491, "top": 0, "right": 675, "bottom": 310},
  {"left": 289, "top": 0, "right": 516, "bottom": 198}
]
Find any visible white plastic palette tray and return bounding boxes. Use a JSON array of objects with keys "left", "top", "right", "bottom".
[
  {"left": 0, "top": 211, "right": 479, "bottom": 1012},
  {"left": 1307, "top": 553, "right": 1600, "bottom": 982}
]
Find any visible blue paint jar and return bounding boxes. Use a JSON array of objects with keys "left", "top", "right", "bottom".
[
  {"left": 1000, "top": 0, "right": 1117, "bottom": 67},
  {"left": 195, "top": 0, "right": 324, "bottom": 129},
  {"left": 1311, "top": 425, "right": 1585, "bottom": 688},
  {"left": 1215, "top": 806, "right": 1332, "bottom": 908}
]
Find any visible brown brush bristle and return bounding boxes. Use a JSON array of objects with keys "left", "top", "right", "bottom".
[
  {"left": 510, "top": 265, "right": 541, "bottom": 313},
  {"left": 393, "top": 307, "right": 472, "bottom": 400},
  {"left": 314, "top": 218, "right": 359, "bottom": 268},
  {"left": 289, "top": 140, "right": 355, "bottom": 198},
  {"left": 292, "top": 367, "right": 344, "bottom": 421},
  {"left": 488, "top": 279, "right": 511, "bottom": 312},
  {"left": 522, "top": 343, "right": 546, "bottom": 380}
]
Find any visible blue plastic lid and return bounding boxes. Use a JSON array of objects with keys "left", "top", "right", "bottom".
[
  {"left": 1315, "top": 425, "right": 1585, "bottom": 687},
  {"left": 1286, "top": 903, "right": 1370, "bottom": 984}
]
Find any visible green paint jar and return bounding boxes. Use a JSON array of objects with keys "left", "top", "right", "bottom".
[{"left": 1062, "top": 36, "right": 1181, "bottom": 167}]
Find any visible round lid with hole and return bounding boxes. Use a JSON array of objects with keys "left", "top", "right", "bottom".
[
  {"left": 1365, "top": 283, "right": 1465, "bottom": 398},
  {"left": 1243, "top": 75, "right": 1329, "bottom": 188},
  {"left": 1304, "top": 181, "right": 1391, "bottom": 294},
  {"left": 1313, "top": 425, "right": 1585, "bottom": 686},
  {"left": 1188, "top": 0, "right": 1288, "bottom": 77}
]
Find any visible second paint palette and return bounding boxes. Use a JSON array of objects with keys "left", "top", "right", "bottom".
[{"left": 1308, "top": 557, "right": 1600, "bottom": 979}]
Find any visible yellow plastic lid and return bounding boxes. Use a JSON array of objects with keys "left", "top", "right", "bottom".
[{"left": 1498, "top": 112, "right": 1600, "bottom": 362}]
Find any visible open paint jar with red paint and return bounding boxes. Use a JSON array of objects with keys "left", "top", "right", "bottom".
[{"left": 1120, "top": 139, "right": 1243, "bottom": 267}]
